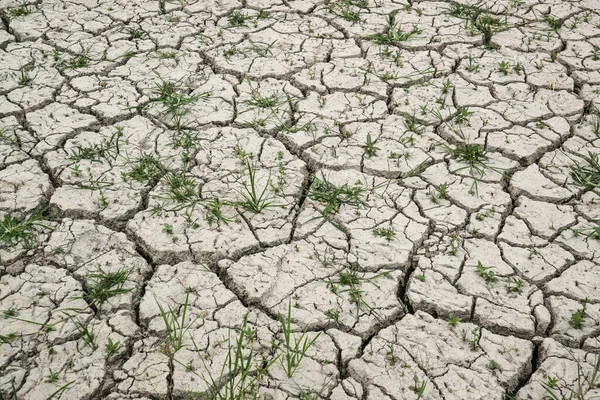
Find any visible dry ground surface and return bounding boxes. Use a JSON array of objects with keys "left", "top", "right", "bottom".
[{"left": 1, "top": 0, "right": 600, "bottom": 399}]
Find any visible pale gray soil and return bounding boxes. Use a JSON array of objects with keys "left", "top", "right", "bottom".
[{"left": 1, "top": 0, "right": 599, "bottom": 399}]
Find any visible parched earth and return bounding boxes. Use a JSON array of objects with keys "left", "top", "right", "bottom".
[{"left": 1, "top": 0, "right": 600, "bottom": 399}]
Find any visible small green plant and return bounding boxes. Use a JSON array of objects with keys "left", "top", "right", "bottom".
[
  {"left": 277, "top": 301, "right": 321, "bottom": 378},
  {"left": 454, "top": 106, "right": 473, "bottom": 124},
  {"left": 72, "top": 317, "right": 97, "bottom": 350},
  {"left": 570, "top": 151, "right": 600, "bottom": 189},
  {"left": 569, "top": 299, "right": 588, "bottom": 329},
  {"left": 0, "top": 208, "right": 50, "bottom": 249},
  {"left": 466, "top": 54, "right": 481, "bottom": 72},
  {"left": 236, "top": 159, "right": 283, "bottom": 214},
  {"left": 127, "top": 27, "right": 147, "bottom": 39},
  {"left": 205, "top": 198, "right": 234, "bottom": 226},
  {"left": 505, "top": 276, "right": 523, "bottom": 294},
  {"left": 58, "top": 49, "right": 91, "bottom": 70},
  {"left": 194, "top": 313, "right": 278, "bottom": 400},
  {"left": 45, "top": 368, "right": 59, "bottom": 383},
  {"left": 165, "top": 172, "right": 199, "bottom": 205},
  {"left": 364, "top": 133, "right": 379, "bottom": 158},
  {"left": 448, "top": 313, "right": 461, "bottom": 327},
  {"left": 105, "top": 338, "right": 122, "bottom": 356},
  {"left": 148, "top": 78, "right": 209, "bottom": 132},
  {"left": 372, "top": 12, "right": 422, "bottom": 45},
  {"left": 8, "top": 4, "right": 35, "bottom": 17},
  {"left": 121, "top": 154, "right": 166, "bottom": 183},
  {"left": 82, "top": 268, "right": 132, "bottom": 311},
  {"left": 410, "top": 374, "right": 427, "bottom": 399},
  {"left": 489, "top": 360, "right": 501, "bottom": 371},
  {"left": 541, "top": 352, "right": 599, "bottom": 400},
  {"left": 228, "top": 10, "right": 248, "bottom": 27},
  {"left": 498, "top": 60, "right": 510, "bottom": 75},
  {"left": 156, "top": 290, "right": 197, "bottom": 357},
  {"left": 572, "top": 224, "right": 600, "bottom": 241},
  {"left": 415, "top": 274, "right": 426, "bottom": 282},
  {"left": 476, "top": 261, "right": 498, "bottom": 284},
  {"left": 308, "top": 175, "right": 364, "bottom": 217},
  {"left": 446, "top": 142, "right": 502, "bottom": 194},
  {"left": 386, "top": 343, "right": 400, "bottom": 366},
  {"left": 404, "top": 114, "right": 424, "bottom": 135},
  {"left": 372, "top": 226, "right": 396, "bottom": 241},
  {"left": 18, "top": 64, "right": 34, "bottom": 86}
]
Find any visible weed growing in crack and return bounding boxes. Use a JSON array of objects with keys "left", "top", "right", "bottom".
[
  {"left": 79, "top": 268, "right": 133, "bottom": 312},
  {"left": 448, "top": 313, "right": 461, "bottom": 327},
  {"left": 8, "top": 4, "right": 36, "bottom": 18},
  {"left": 235, "top": 159, "right": 284, "bottom": 214},
  {"left": 445, "top": 142, "right": 503, "bottom": 195},
  {"left": 570, "top": 151, "right": 600, "bottom": 189},
  {"left": 105, "top": 338, "right": 122, "bottom": 356},
  {"left": 148, "top": 78, "right": 210, "bottom": 132},
  {"left": 164, "top": 171, "right": 200, "bottom": 205},
  {"left": 363, "top": 133, "right": 379, "bottom": 158},
  {"left": 404, "top": 114, "right": 425, "bottom": 135},
  {"left": 0, "top": 208, "right": 51, "bottom": 249},
  {"left": 127, "top": 27, "right": 147, "bottom": 40},
  {"left": 410, "top": 374, "right": 427, "bottom": 399},
  {"left": 45, "top": 368, "right": 59, "bottom": 383},
  {"left": 70, "top": 316, "right": 97, "bottom": 350},
  {"left": 569, "top": 298, "right": 588, "bottom": 329},
  {"left": 572, "top": 224, "right": 600, "bottom": 241},
  {"left": 476, "top": 260, "right": 498, "bottom": 284},
  {"left": 227, "top": 10, "right": 248, "bottom": 27},
  {"left": 327, "top": 263, "right": 388, "bottom": 319},
  {"left": 372, "top": 226, "right": 396, "bottom": 241},
  {"left": 277, "top": 301, "right": 321, "bottom": 378},
  {"left": 57, "top": 49, "right": 92, "bottom": 70},
  {"left": 541, "top": 351, "right": 599, "bottom": 400},
  {"left": 69, "top": 127, "right": 122, "bottom": 162},
  {"left": 190, "top": 313, "right": 278, "bottom": 400},
  {"left": 505, "top": 276, "right": 523, "bottom": 294},
  {"left": 205, "top": 198, "right": 234, "bottom": 226},
  {"left": 372, "top": 12, "right": 422, "bottom": 45},
  {"left": 156, "top": 290, "right": 197, "bottom": 357},
  {"left": 121, "top": 154, "right": 167, "bottom": 183},
  {"left": 447, "top": 2, "right": 507, "bottom": 46},
  {"left": 308, "top": 175, "right": 364, "bottom": 217},
  {"left": 465, "top": 54, "right": 481, "bottom": 72}
]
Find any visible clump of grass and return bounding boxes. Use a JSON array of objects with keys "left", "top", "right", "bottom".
[
  {"left": 541, "top": 352, "right": 599, "bottom": 400},
  {"left": 165, "top": 172, "right": 200, "bottom": 205},
  {"left": 228, "top": 10, "right": 248, "bottom": 27},
  {"left": 205, "top": 198, "right": 234, "bottom": 226},
  {"left": 476, "top": 260, "right": 497, "bottom": 284},
  {"left": 8, "top": 4, "right": 35, "bottom": 17},
  {"left": 363, "top": 133, "right": 379, "bottom": 158},
  {"left": 572, "top": 224, "right": 600, "bottom": 241},
  {"left": 235, "top": 159, "right": 284, "bottom": 214},
  {"left": 308, "top": 175, "right": 364, "bottom": 217},
  {"left": 81, "top": 268, "right": 133, "bottom": 312},
  {"left": 0, "top": 208, "right": 50, "bottom": 249},
  {"left": 148, "top": 78, "right": 210, "bottom": 132},
  {"left": 372, "top": 226, "right": 396, "bottom": 241},
  {"left": 121, "top": 154, "right": 167, "bottom": 183},
  {"left": 277, "top": 301, "right": 321, "bottom": 378},
  {"left": 445, "top": 142, "right": 502, "bottom": 194},
  {"left": 57, "top": 50, "right": 91, "bottom": 70},
  {"left": 371, "top": 12, "right": 422, "bottom": 45},
  {"left": 69, "top": 127, "right": 122, "bottom": 162},
  {"left": 447, "top": 1, "right": 507, "bottom": 45},
  {"left": 569, "top": 298, "right": 588, "bottom": 329},
  {"left": 156, "top": 290, "right": 197, "bottom": 357},
  {"left": 570, "top": 151, "right": 600, "bottom": 189}
]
